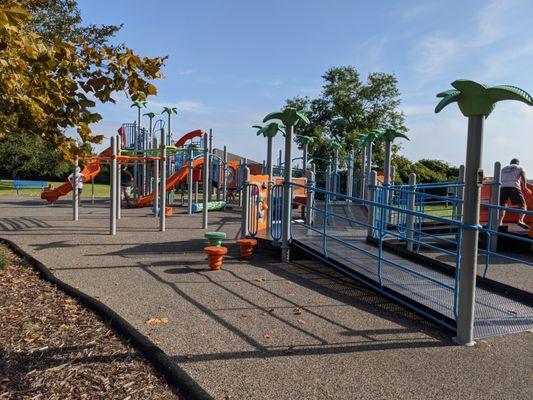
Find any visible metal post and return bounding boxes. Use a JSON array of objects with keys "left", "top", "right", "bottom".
[
  {"left": 360, "top": 145, "right": 367, "bottom": 199},
  {"left": 241, "top": 165, "right": 250, "bottom": 238},
  {"left": 109, "top": 136, "right": 117, "bottom": 235},
  {"left": 367, "top": 171, "right": 377, "bottom": 238},
  {"left": 302, "top": 143, "right": 308, "bottom": 173},
  {"left": 134, "top": 112, "right": 140, "bottom": 200},
  {"left": 406, "top": 173, "right": 417, "bottom": 251},
  {"left": 91, "top": 176, "right": 95, "bottom": 205},
  {"left": 208, "top": 128, "right": 213, "bottom": 201},
  {"left": 489, "top": 161, "right": 501, "bottom": 252},
  {"left": 456, "top": 165, "right": 465, "bottom": 221},
  {"left": 306, "top": 167, "right": 315, "bottom": 225},
  {"left": 202, "top": 132, "right": 209, "bottom": 229},
  {"left": 365, "top": 142, "right": 373, "bottom": 199},
  {"left": 281, "top": 125, "right": 294, "bottom": 262},
  {"left": 333, "top": 148, "right": 339, "bottom": 194},
  {"left": 72, "top": 158, "right": 79, "bottom": 221},
  {"left": 116, "top": 135, "right": 121, "bottom": 220},
  {"left": 194, "top": 181, "right": 199, "bottom": 204},
  {"left": 187, "top": 147, "right": 194, "bottom": 214},
  {"left": 347, "top": 150, "right": 354, "bottom": 201},
  {"left": 456, "top": 115, "right": 484, "bottom": 346},
  {"left": 325, "top": 164, "right": 331, "bottom": 193},
  {"left": 154, "top": 159, "right": 159, "bottom": 217},
  {"left": 266, "top": 137, "right": 274, "bottom": 233},
  {"left": 159, "top": 129, "right": 167, "bottom": 232},
  {"left": 222, "top": 146, "right": 228, "bottom": 202}
]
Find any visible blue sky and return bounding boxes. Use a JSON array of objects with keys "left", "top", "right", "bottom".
[{"left": 78, "top": 0, "right": 533, "bottom": 174}]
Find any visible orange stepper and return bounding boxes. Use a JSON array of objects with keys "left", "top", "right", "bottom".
[
  {"left": 236, "top": 239, "right": 257, "bottom": 260},
  {"left": 204, "top": 246, "right": 228, "bottom": 270}
]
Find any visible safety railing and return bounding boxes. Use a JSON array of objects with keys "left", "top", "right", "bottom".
[
  {"left": 270, "top": 184, "right": 284, "bottom": 242},
  {"left": 282, "top": 181, "right": 462, "bottom": 330}
]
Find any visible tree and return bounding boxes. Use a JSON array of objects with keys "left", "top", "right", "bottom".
[
  {"left": 286, "top": 66, "right": 407, "bottom": 167},
  {"left": 0, "top": 132, "right": 70, "bottom": 179},
  {"left": 0, "top": 2, "right": 167, "bottom": 161}
]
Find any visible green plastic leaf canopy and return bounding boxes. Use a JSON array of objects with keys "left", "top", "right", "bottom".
[
  {"left": 253, "top": 123, "right": 285, "bottom": 138},
  {"left": 379, "top": 128, "right": 409, "bottom": 143},
  {"left": 263, "top": 107, "right": 310, "bottom": 126},
  {"left": 435, "top": 79, "right": 533, "bottom": 117}
]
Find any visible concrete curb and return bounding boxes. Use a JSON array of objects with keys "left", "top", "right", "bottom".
[{"left": 1, "top": 237, "right": 214, "bottom": 400}]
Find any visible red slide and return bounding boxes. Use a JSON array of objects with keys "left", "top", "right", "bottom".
[
  {"left": 41, "top": 147, "right": 112, "bottom": 203},
  {"left": 133, "top": 157, "right": 204, "bottom": 207}
]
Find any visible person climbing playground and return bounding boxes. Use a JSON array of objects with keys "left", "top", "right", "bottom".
[
  {"left": 498, "top": 158, "right": 531, "bottom": 229},
  {"left": 120, "top": 165, "right": 134, "bottom": 207}
]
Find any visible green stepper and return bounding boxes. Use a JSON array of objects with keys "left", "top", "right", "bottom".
[{"left": 205, "top": 232, "right": 226, "bottom": 247}]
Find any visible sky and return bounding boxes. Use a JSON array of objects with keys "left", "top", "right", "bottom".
[{"left": 77, "top": 0, "right": 533, "bottom": 174}]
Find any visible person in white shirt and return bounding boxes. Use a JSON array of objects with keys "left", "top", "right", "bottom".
[
  {"left": 498, "top": 158, "right": 531, "bottom": 229},
  {"left": 68, "top": 166, "right": 85, "bottom": 205}
]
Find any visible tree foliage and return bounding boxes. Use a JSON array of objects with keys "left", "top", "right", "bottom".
[
  {"left": 0, "top": 1, "right": 167, "bottom": 161},
  {"left": 0, "top": 131, "right": 70, "bottom": 179},
  {"left": 286, "top": 66, "right": 407, "bottom": 168}
]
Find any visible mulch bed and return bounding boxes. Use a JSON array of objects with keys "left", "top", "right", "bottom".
[{"left": 0, "top": 245, "right": 180, "bottom": 399}]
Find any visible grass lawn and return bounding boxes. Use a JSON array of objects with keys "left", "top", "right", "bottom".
[{"left": 0, "top": 179, "right": 110, "bottom": 198}]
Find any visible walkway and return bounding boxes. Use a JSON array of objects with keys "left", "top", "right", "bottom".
[{"left": 0, "top": 196, "right": 531, "bottom": 399}]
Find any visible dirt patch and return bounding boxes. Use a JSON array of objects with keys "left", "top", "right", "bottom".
[{"left": 0, "top": 245, "right": 179, "bottom": 399}]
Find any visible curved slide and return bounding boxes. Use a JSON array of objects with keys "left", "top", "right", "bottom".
[
  {"left": 41, "top": 147, "right": 112, "bottom": 203},
  {"left": 133, "top": 157, "right": 204, "bottom": 207}
]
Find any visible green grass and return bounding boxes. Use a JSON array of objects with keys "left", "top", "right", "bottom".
[
  {"left": 0, "top": 179, "right": 110, "bottom": 198},
  {"left": 420, "top": 204, "right": 454, "bottom": 218}
]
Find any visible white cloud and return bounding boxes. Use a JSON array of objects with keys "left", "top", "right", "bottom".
[
  {"left": 411, "top": 35, "right": 458, "bottom": 84},
  {"left": 473, "top": 0, "right": 526, "bottom": 47},
  {"left": 148, "top": 99, "right": 207, "bottom": 114}
]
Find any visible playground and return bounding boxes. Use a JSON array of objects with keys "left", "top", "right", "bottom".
[{"left": 0, "top": 196, "right": 531, "bottom": 399}]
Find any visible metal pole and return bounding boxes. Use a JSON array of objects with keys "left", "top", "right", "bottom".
[
  {"left": 367, "top": 171, "right": 377, "bottom": 238},
  {"left": 347, "top": 150, "right": 354, "bottom": 201},
  {"left": 208, "top": 129, "right": 213, "bottom": 201},
  {"left": 266, "top": 137, "right": 274, "bottom": 234},
  {"left": 456, "top": 115, "right": 484, "bottom": 346},
  {"left": 360, "top": 145, "right": 367, "bottom": 199},
  {"left": 109, "top": 136, "right": 117, "bottom": 235},
  {"left": 154, "top": 159, "right": 159, "bottom": 217},
  {"left": 72, "top": 158, "right": 79, "bottom": 221},
  {"left": 134, "top": 111, "right": 140, "bottom": 200},
  {"left": 333, "top": 148, "right": 339, "bottom": 194},
  {"left": 365, "top": 142, "right": 373, "bottom": 199},
  {"left": 406, "top": 173, "right": 416, "bottom": 251},
  {"left": 489, "top": 161, "right": 501, "bottom": 252},
  {"left": 222, "top": 146, "right": 228, "bottom": 203},
  {"left": 187, "top": 147, "right": 194, "bottom": 214},
  {"left": 241, "top": 165, "right": 250, "bottom": 238},
  {"left": 194, "top": 181, "right": 199, "bottom": 204},
  {"left": 456, "top": 165, "right": 465, "bottom": 221},
  {"left": 160, "top": 128, "right": 167, "bottom": 232},
  {"left": 202, "top": 132, "right": 209, "bottom": 229},
  {"left": 281, "top": 125, "right": 294, "bottom": 262},
  {"left": 116, "top": 135, "right": 121, "bottom": 220},
  {"left": 91, "top": 176, "right": 95, "bottom": 205},
  {"left": 302, "top": 143, "right": 308, "bottom": 173},
  {"left": 306, "top": 166, "right": 315, "bottom": 225}
]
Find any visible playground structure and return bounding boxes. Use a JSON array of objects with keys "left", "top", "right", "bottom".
[{"left": 37, "top": 81, "right": 532, "bottom": 347}]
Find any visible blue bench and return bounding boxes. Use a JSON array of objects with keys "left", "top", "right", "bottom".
[{"left": 13, "top": 180, "right": 48, "bottom": 195}]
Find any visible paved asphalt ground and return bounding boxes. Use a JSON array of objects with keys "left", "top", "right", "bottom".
[{"left": 0, "top": 195, "right": 531, "bottom": 400}]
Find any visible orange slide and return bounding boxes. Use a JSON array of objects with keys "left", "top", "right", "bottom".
[
  {"left": 134, "top": 157, "right": 204, "bottom": 207},
  {"left": 41, "top": 147, "right": 112, "bottom": 203}
]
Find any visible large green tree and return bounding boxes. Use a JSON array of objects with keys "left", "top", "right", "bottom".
[
  {"left": 0, "top": 1, "right": 166, "bottom": 161},
  {"left": 286, "top": 66, "right": 407, "bottom": 168}
]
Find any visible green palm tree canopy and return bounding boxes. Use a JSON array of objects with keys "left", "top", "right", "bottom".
[
  {"left": 298, "top": 135, "right": 316, "bottom": 146},
  {"left": 143, "top": 112, "right": 157, "bottom": 119},
  {"left": 263, "top": 107, "right": 310, "bottom": 126},
  {"left": 253, "top": 123, "right": 285, "bottom": 138},
  {"left": 131, "top": 101, "right": 147, "bottom": 109},
  {"left": 379, "top": 128, "right": 409, "bottom": 143},
  {"left": 435, "top": 79, "right": 533, "bottom": 117},
  {"left": 161, "top": 107, "right": 178, "bottom": 115},
  {"left": 357, "top": 129, "right": 382, "bottom": 147}
]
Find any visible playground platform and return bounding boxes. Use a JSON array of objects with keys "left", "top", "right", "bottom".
[{"left": 0, "top": 196, "right": 532, "bottom": 399}]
